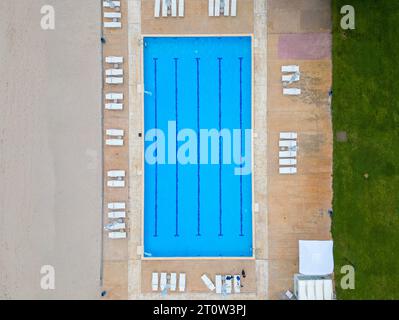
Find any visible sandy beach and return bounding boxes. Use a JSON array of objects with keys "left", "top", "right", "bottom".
[{"left": 0, "top": 0, "right": 102, "bottom": 299}]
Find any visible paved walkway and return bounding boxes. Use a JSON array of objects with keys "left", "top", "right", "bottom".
[{"left": 266, "top": 0, "right": 332, "bottom": 299}]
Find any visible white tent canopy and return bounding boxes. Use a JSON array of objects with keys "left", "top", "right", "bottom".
[{"left": 299, "top": 240, "right": 334, "bottom": 276}]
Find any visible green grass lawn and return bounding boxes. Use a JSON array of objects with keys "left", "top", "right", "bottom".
[{"left": 332, "top": 0, "right": 399, "bottom": 299}]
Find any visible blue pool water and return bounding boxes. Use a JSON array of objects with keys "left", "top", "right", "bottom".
[{"left": 143, "top": 37, "right": 252, "bottom": 257}]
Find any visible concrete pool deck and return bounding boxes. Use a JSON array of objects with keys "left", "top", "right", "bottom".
[{"left": 101, "top": 0, "right": 332, "bottom": 300}]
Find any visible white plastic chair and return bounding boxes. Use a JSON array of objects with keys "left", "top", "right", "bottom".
[
  {"left": 108, "top": 202, "right": 125, "bottom": 210},
  {"left": 106, "top": 139, "right": 123, "bottom": 146},
  {"left": 105, "top": 93, "right": 124, "bottom": 100},
  {"left": 106, "top": 129, "right": 124, "bottom": 137},
  {"left": 280, "top": 132, "right": 297, "bottom": 140},
  {"left": 283, "top": 88, "right": 301, "bottom": 96},
  {"left": 170, "top": 273, "right": 177, "bottom": 291},
  {"left": 233, "top": 275, "right": 241, "bottom": 293},
  {"left": 279, "top": 158, "right": 297, "bottom": 166},
  {"left": 105, "top": 56, "right": 123, "bottom": 64},
  {"left": 107, "top": 170, "right": 126, "bottom": 178},
  {"left": 279, "top": 167, "right": 297, "bottom": 175},
  {"left": 160, "top": 273, "right": 167, "bottom": 291},
  {"left": 201, "top": 274, "right": 215, "bottom": 291},
  {"left": 107, "top": 180, "right": 125, "bottom": 188},
  {"left": 281, "top": 65, "right": 299, "bottom": 73},
  {"left": 279, "top": 140, "right": 297, "bottom": 148},
  {"left": 108, "top": 231, "right": 126, "bottom": 239},
  {"left": 179, "top": 273, "right": 186, "bottom": 292},
  {"left": 152, "top": 273, "right": 159, "bottom": 291},
  {"left": 105, "top": 103, "right": 123, "bottom": 110},
  {"left": 108, "top": 211, "right": 126, "bottom": 219},
  {"left": 103, "top": 1, "right": 121, "bottom": 8},
  {"left": 104, "top": 22, "right": 122, "bottom": 28},
  {"left": 106, "top": 77, "right": 123, "bottom": 84}
]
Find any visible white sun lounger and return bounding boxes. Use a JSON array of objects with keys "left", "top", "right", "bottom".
[
  {"left": 279, "top": 150, "right": 297, "bottom": 158},
  {"left": 152, "top": 273, "right": 159, "bottom": 291},
  {"left": 283, "top": 88, "right": 301, "bottom": 96},
  {"left": 162, "top": 0, "right": 168, "bottom": 17},
  {"left": 103, "top": 1, "right": 120, "bottom": 8},
  {"left": 105, "top": 222, "right": 126, "bottom": 231},
  {"left": 178, "top": 0, "right": 184, "bottom": 17},
  {"left": 106, "top": 129, "right": 124, "bottom": 137},
  {"left": 108, "top": 211, "right": 126, "bottom": 219},
  {"left": 105, "top": 103, "right": 123, "bottom": 110},
  {"left": 279, "top": 158, "right": 297, "bottom": 166},
  {"left": 282, "top": 65, "right": 299, "bottom": 73},
  {"left": 171, "top": 0, "right": 177, "bottom": 16},
  {"left": 170, "top": 273, "right": 177, "bottom": 291},
  {"left": 282, "top": 73, "right": 300, "bottom": 82},
  {"left": 214, "top": 0, "right": 220, "bottom": 16},
  {"left": 106, "top": 93, "right": 124, "bottom": 100},
  {"left": 160, "top": 273, "right": 167, "bottom": 291},
  {"left": 106, "top": 139, "right": 123, "bottom": 146},
  {"left": 106, "top": 69, "right": 123, "bottom": 76},
  {"left": 108, "top": 202, "right": 125, "bottom": 210},
  {"left": 106, "top": 77, "right": 123, "bottom": 84},
  {"left": 233, "top": 275, "right": 241, "bottom": 293},
  {"left": 225, "top": 275, "right": 232, "bottom": 294},
  {"left": 298, "top": 279, "right": 307, "bottom": 300},
  {"left": 315, "top": 280, "right": 324, "bottom": 300},
  {"left": 107, "top": 170, "right": 126, "bottom": 178},
  {"left": 108, "top": 231, "right": 126, "bottom": 239},
  {"left": 201, "top": 274, "right": 215, "bottom": 291},
  {"left": 224, "top": 0, "right": 230, "bottom": 16},
  {"left": 280, "top": 132, "right": 297, "bottom": 140},
  {"left": 107, "top": 180, "right": 125, "bottom": 188},
  {"left": 279, "top": 140, "right": 297, "bottom": 148},
  {"left": 179, "top": 273, "right": 186, "bottom": 292},
  {"left": 323, "top": 279, "right": 333, "bottom": 300},
  {"left": 215, "top": 275, "right": 222, "bottom": 294},
  {"left": 104, "top": 22, "right": 122, "bottom": 28},
  {"left": 154, "top": 0, "right": 161, "bottom": 17},
  {"left": 104, "top": 12, "right": 121, "bottom": 19},
  {"left": 209, "top": 0, "right": 214, "bottom": 16},
  {"left": 105, "top": 56, "right": 123, "bottom": 64},
  {"left": 279, "top": 167, "right": 297, "bottom": 175},
  {"left": 231, "top": 0, "right": 237, "bottom": 16},
  {"left": 307, "top": 280, "right": 316, "bottom": 300}
]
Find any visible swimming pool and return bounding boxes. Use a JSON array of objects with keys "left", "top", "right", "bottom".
[{"left": 143, "top": 36, "right": 252, "bottom": 257}]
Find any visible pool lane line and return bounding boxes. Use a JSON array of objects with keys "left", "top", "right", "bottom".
[
  {"left": 218, "top": 57, "right": 223, "bottom": 237},
  {"left": 239, "top": 57, "right": 244, "bottom": 237},
  {"left": 196, "top": 58, "right": 201, "bottom": 237},
  {"left": 154, "top": 58, "right": 158, "bottom": 237},
  {"left": 174, "top": 58, "right": 179, "bottom": 237}
]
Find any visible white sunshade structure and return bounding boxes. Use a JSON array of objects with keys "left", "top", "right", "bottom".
[
  {"left": 294, "top": 240, "right": 334, "bottom": 300},
  {"left": 299, "top": 240, "right": 334, "bottom": 276}
]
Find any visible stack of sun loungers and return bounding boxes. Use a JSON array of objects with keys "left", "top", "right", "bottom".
[
  {"left": 282, "top": 65, "right": 301, "bottom": 96},
  {"left": 107, "top": 170, "right": 126, "bottom": 188},
  {"left": 152, "top": 272, "right": 186, "bottom": 292},
  {"left": 105, "top": 92, "right": 124, "bottom": 110},
  {"left": 106, "top": 202, "right": 127, "bottom": 239},
  {"left": 106, "top": 128, "right": 124, "bottom": 146},
  {"left": 279, "top": 132, "right": 298, "bottom": 175},
  {"left": 106, "top": 202, "right": 126, "bottom": 239},
  {"left": 103, "top": 1, "right": 122, "bottom": 29},
  {"left": 202, "top": 274, "right": 241, "bottom": 294},
  {"left": 209, "top": 0, "right": 237, "bottom": 17},
  {"left": 154, "top": 0, "right": 185, "bottom": 18},
  {"left": 105, "top": 56, "right": 124, "bottom": 85}
]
